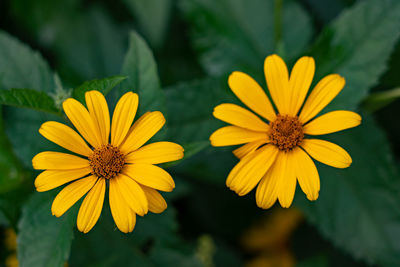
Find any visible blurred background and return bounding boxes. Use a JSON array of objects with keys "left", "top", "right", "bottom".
[{"left": 0, "top": 0, "right": 400, "bottom": 266}]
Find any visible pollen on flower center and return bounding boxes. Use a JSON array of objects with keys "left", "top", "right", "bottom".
[
  {"left": 89, "top": 144, "right": 125, "bottom": 179},
  {"left": 269, "top": 115, "right": 304, "bottom": 152}
]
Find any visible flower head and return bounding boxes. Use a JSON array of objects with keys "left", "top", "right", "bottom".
[
  {"left": 210, "top": 54, "right": 361, "bottom": 208},
  {"left": 33, "top": 90, "right": 184, "bottom": 233}
]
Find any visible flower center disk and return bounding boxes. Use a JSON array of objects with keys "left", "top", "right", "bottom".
[
  {"left": 89, "top": 144, "right": 125, "bottom": 179},
  {"left": 269, "top": 115, "right": 304, "bottom": 152}
]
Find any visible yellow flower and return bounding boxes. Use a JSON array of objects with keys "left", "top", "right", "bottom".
[
  {"left": 33, "top": 90, "right": 184, "bottom": 233},
  {"left": 5, "top": 253, "right": 18, "bottom": 267},
  {"left": 4, "top": 228, "right": 17, "bottom": 251},
  {"left": 210, "top": 54, "right": 361, "bottom": 208}
]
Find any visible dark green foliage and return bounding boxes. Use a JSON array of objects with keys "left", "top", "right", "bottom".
[
  {"left": 17, "top": 192, "right": 76, "bottom": 267},
  {"left": 0, "top": 0, "right": 400, "bottom": 266}
]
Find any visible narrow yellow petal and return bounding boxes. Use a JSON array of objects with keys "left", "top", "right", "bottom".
[
  {"left": 114, "top": 174, "right": 148, "bottom": 216},
  {"left": 123, "top": 164, "right": 175, "bottom": 192},
  {"left": 51, "top": 175, "right": 97, "bottom": 217},
  {"left": 227, "top": 144, "right": 279, "bottom": 196},
  {"left": 276, "top": 151, "right": 297, "bottom": 208},
  {"left": 210, "top": 126, "right": 269, "bottom": 147},
  {"left": 109, "top": 178, "right": 136, "bottom": 233},
  {"left": 291, "top": 147, "right": 320, "bottom": 201},
  {"left": 32, "top": 152, "right": 89, "bottom": 170},
  {"left": 35, "top": 167, "right": 92, "bottom": 192},
  {"left": 232, "top": 140, "right": 267, "bottom": 159},
  {"left": 264, "top": 54, "right": 290, "bottom": 114},
  {"left": 77, "top": 178, "right": 106, "bottom": 233},
  {"left": 288, "top": 56, "right": 315, "bottom": 116},
  {"left": 303, "top": 110, "right": 362, "bottom": 135},
  {"left": 125, "top": 142, "right": 184, "bottom": 164},
  {"left": 119, "top": 111, "right": 165, "bottom": 154},
  {"left": 213, "top": 104, "right": 269, "bottom": 132},
  {"left": 141, "top": 185, "right": 167, "bottom": 214},
  {"left": 228, "top": 71, "right": 276, "bottom": 121},
  {"left": 63, "top": 98, "right": 102, "bottom": 148},
  {"left": 39, "top": 121, "right": 92, "bottom": 157},
  {"left": 301, "top": 139, "right": 352, "bottom": 168},
  {"left": 110, "top": 92, "right": 139, "bottom": 147},
  {"left": 299, "top": 74, "right": 345, "bottom": 123},
  {"left": 85, "top": 91, "right": 110, "bottom": 145},
  {"left": 255, "top": 161, "right": 280, "bottom": 209}
]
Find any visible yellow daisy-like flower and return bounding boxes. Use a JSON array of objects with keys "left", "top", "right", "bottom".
[
  {"left": 210, "top": 54, "right": 361, "bottom": 208},
  {"left": 32, "top": 90, "right": 184, "bottom": 233}
]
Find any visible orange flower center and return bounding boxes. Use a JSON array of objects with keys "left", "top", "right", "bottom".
[
  {"left": 89, "top": 144, "right": 125, "bottom": 179},
  {"left": 269, "top": 115, "right": 304, "bottom": 152}
]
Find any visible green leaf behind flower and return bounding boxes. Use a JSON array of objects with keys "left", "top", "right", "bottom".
[
  {"left": 0, "top": 30, "right": 55, "bottom": 92},
  {"left": 0, "top": 88, "right": 59, "bottom": 115},
  {"left": 18, "top": 192, "right": 76, "bottom": 267},
  {"left": 310, "top": 0, "right": 400, "bottom": 111},
  {"left": 116, "top": 31, "right": 166, "bottom": 115},
  {"left": 69, "top": 206, "right": 201, "bottom": 267},
  {"left": 295, "top": 115, "right": 400, "bottom": 266},
  {"left": 122, "top": 0, "right": 172, "bottom": 48},
  {"left": 0, "top": 31, "right": 60, "bottom": 168},
  {"left": 180, "top": 0, "right": 313, "bottom": 78},
  {"left": 72, "top": 75, "right": 127, "bottom": 104}
]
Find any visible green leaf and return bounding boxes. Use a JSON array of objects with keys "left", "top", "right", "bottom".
[
  {"left": 0, "top": 30, "right": 55, "bottom": 92},
  {"left": 18, "top": 192, "right": 76, "bottom": 267},
  {"left": 0, "top": 108, "right": 24, "bottom": 194},
  {"left": 310, "top": 0, "right": 400, "bottom": 111},
  {"left": 165, "top": 78, "right": 235, "bottom": 144},
  {"left": 295, "top": 114, "right": 400, "bottom": 266},
  {"left": 69, "top": 206, "right": 199, "bottom": 267},
  {"left": 72, "top": 75, "right": 127, "bottom": 104},
  {"left": 115, "top": 31, "right": 166, "bottom": 115},
  {"left": 0, "top": 88, "right": 59, "bottom": 115},
  {"left": 51, "top": 8, "right": 128, "bottom": 83},
  {"left": 123, "top": 0, "right": 172, "bottom": 48},
  {"left": 0, "top": 31, "right": 59, "bottom": 168},
  {"left": 180, "top": 0, "right": 313, "bottom": 78},
  {"left": 165, "top": 78, "right": 237, "bottom": 183}
]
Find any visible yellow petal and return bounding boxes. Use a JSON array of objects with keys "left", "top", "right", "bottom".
[
  {"left": 35, "top": 167, "right": 92, "bottom": 192},
  {"left": 32, "top": 152, "right": 89, "bottom": 170},
  {"left": 109, "top": 178, "right": 136, "bottom": 233},
  {"left": 77, "top": 178, "right": 106, "bottom": 233},
  {"left": 85, "top": 90, "right": 110, "bottom": 145},
  {"left": 264, "top": 54, "right": 290, "bottom": 114},
  {"left": 123, "top": 164, "right": 175, "bottom": 192},
  {"left": 114, "top": 174, "right": 148, "bottom": 216},
  {"left": 288, "top": 56, "right": 315, "bottom": 116},
  {"left": 210, "top": 126, "right": 269, "bottom": 147},
  {"left": 301, "top": 139, "right": 352, "bottom": 168},
  {"left": 141, "top": 185, "right": 167, "bottom": 214},
  {"left": 228, "top": 71, "right": 276, "bottom": 121},
  {"left": 125, "top": 142, "right": 184, "bottom": 164},
  {"left": 291, "top": 147, "right": 320, "bottom": 201},
  {"left": 255, "top": 160, "right": 281, "bottom": 209},
  {"left": 110, "top": 92, "right": 139, "bottom": 147},
  {"left": 213, "top": 104, "right": 269, "bottom": 132},
  {"left": 51, "top": 175, "right": 97, "bottom": 217},
  {"left": 299, "top": 74, "right": 345, "bottom": 123},
  {"left": 303, "top": 110, "right": 361, "bottom": 135},
  {"left": 232, "top": 140, "right": 267, "bottom": 159},
  {"left": 276, "top": 151, "right": 297, "bottom": 208},
  {"left": 63, "top": 98, "right": 102, "bottom": 148},
  {"left": 39, "top": 121, "right": 92, "bottom": 157},
  {"left": 119, "top": 111, "right": 165, "bottom": 154},
  {"left": 227, "top": 144, "right": 279, "bottom": 196}
]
